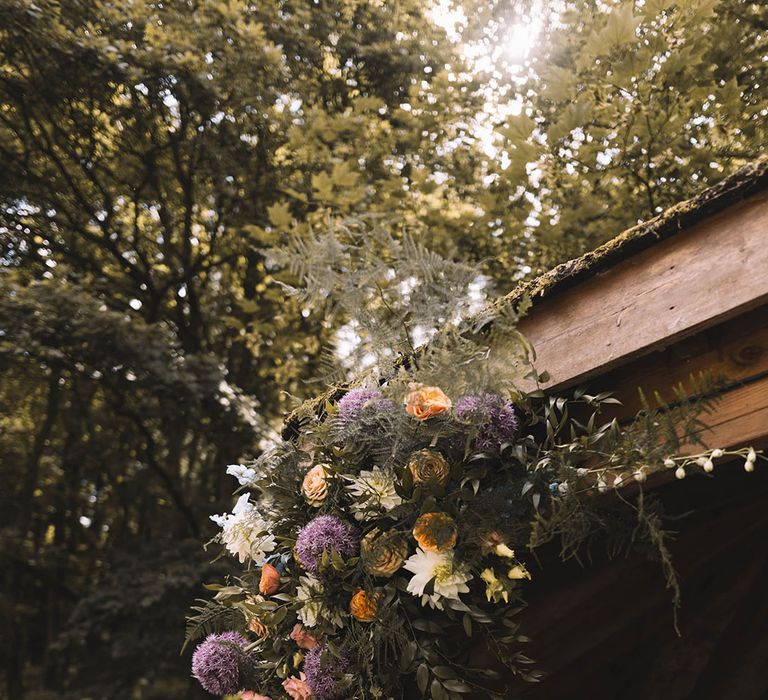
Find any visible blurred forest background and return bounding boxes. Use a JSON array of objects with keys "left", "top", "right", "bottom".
[{"left": 0, "top": 0, "right": 765, "bottom": 697}]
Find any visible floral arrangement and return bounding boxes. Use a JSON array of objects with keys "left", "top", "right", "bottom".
[{"left": 186, "top": 376, "right": 762, "bottom": 699}]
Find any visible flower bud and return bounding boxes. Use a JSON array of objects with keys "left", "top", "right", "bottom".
[
  {"left": 597, "top": 478, "right": 607, "bottom": 493},
  {"left": 675, "top": 466, "right": 686, "bottom": 480},
  {"left": 711, "top": 448, "right": 724, "bottom": 458},
  {"left": 259, "top": 563, "right": 281, "bottom": 596},
  {"left": 664, "top": 459, "right": 676, "bottom": 469},
  {"left": 613, "top": 475, "right": 624, "bottom": 488},
  {"left": 634, "top": 469, "right": 646, "bottom": 483},
  {"left": 744, "top": 460, "right": 755, "bottom": 473},
  {"left": 703, "top": 459, "right": 714, "bottom": 473},
  {"left": 747, "top": 447, "right": 757, "bottom": 463}
]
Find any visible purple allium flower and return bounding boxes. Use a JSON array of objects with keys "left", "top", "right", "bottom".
[
  {"left": 296, "top": 515, "right": 360, "bottom": 573},
  {"left": 336, "top": 388, "right": 394, "bottom": 422},
  {"left": 303, "top": 645, "right": 350, "bottom": 700},
  {"left": 455, "top": 393, "right": 518, "bottom": 452},
  {"left": 191, "top": 631, "right": 247, "bottom": 696}
]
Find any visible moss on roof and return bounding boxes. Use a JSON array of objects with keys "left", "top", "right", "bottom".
[{"left": 282, "top": 157, "right": 768, "bottom": 440}]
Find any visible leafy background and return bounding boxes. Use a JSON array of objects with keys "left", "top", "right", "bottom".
[{"left": 0, "top": 0, "right": 765, "bottom": 697}]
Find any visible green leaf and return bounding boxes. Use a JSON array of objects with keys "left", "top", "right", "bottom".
[
  {"left": 417, "top": 664, "right": 430, "bottom": 694},
  {"left": 267, "top": 201, "right": 293, "bottom": 229}
]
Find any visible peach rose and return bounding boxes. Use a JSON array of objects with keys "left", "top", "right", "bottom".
[
  {"left": 350, "top": 589, "right": 379, "bottom": 622},
  {"left": 259, "top": 563, "right": 281, "bottom": 595},
  {"left": 407, "top": 449, "right": 451, "bottom": 487},
  {"left": 301, "top": 463, "right": 329, "bottom": 507},
  {"left": 290, "top": 623, "right": 318, "bottom": 650},
  {"left": 412, "top": 512, "right": 458, "bottom": 553},
  {"left": 248, "top": 616, "right": 269, "bottom": 639},
  {"left": 361, "top": 528, "right": 409, "bottom": 577},
  {"left": 404, "top": 384, "right": 452, "bottom": 420},
  {"left": 241, "top": 691, "right": 272, "bottom": 700},
  {"left": 283, "top": 673, "right": 312, "bottom": 700}
]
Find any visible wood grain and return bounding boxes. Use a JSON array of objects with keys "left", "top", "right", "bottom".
[{"left": 518, "top": 191, "right": 768, "bottom": 392}]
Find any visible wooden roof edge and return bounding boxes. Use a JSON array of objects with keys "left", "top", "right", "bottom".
[
  {"left": 282, "top": 157, "right": 768, "bottom": 440},
  {"left": 492, "top": 156, "right": 768, "bottom": 315}
]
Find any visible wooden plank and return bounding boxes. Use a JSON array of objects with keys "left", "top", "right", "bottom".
[
  {"left": 591, "top": 305, "right": 768, "bottom": 419},
  {"left": 518, "top": 191, "right": 768, "bottom": 392}
]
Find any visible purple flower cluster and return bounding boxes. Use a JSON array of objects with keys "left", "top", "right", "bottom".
[
  {"left": 455, "top": 393, "right": 518, "bottom": 452},
  {"left": 336, "top": 388, "right": 394, "bottom": 422},
  {"left": 296, "top": 515, "right": 360, "bottom": 573},
  {"left": 304, "top": 645, "right": 350, "bottom": 700},
  {"left": 191, "top": 631, "right": 247, "bottom": 696}
]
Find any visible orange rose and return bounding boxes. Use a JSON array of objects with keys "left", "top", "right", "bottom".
[
  {"left": 350, "top": 589, "right": 379, "bottom": 622},
  {"left": 407, "top": 449, "right": 451, "bottom": 487},
  {"left": 301, "top": 463, "right": 329, "bottom": 507},
  {"left": 361, "top": 529, "right": 409, "bottom": 577},
  {"left": 259, "top": 563, "right": 281, "bottom": 595},
  {"left": 412, "top": 512, "right": 458, "bottom": 552},
  {"left": 404, "top": 385, "right": 452, "bottom": 421}
]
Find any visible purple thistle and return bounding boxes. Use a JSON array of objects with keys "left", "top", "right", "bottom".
[
  {"left": 304, "top": 645, "right": 350, "bottom": 700},
  {"left": 455, "top": 393, "right": 518, "bottom": 452},
  {"left": 191, "top": 631, "right": 247, "bottom": 696},
  {"left": 296, "top": 515, "right": 360, "bottom": 574},
  {"left": 336, "top": 388, "right": 394, "bottom": 422}
]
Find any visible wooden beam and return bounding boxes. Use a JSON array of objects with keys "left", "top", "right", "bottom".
[{"left": 518, "top": 191, "right": 768, "bottom": 392}]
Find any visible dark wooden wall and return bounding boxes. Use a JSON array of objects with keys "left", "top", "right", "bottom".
[{"left": 517, "top": 461, "right": 768, "bottom": 700}]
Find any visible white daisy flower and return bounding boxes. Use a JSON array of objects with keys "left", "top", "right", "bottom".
[
  {"left": 344, "top": 467, "right": 403, "bottom": 521},
  {"left": 210, "top": 493, "right": 276, "bottom": 564},
  {"left": 403, "top": 548, "right": 471, "bottom": 610}
]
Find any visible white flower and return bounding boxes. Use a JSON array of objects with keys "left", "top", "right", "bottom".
[
  {"left": 226, "top": 463, "right": 257, "bottom": 486},
  {"left": 675, "top": 466, "right": 686, "bottom": 480},
  {"left": 344, "top": 467, "right": 403, "bottom": 521},
  {"left": 403, "top": 548, "right": 471, "bottom": 610},
  {"left": 210, "top": 494, "right": 276, "bottom": 564},
  {"left": 296, "top": 574, "right": 343, "bottom": 628}
]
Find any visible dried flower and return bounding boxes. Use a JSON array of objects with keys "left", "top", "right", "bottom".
[
  {"left": 295, "top": 515, "right": 360, "bottom": 574},
  {"left": 302, "top": 464, "right": 330, "bottom": 507},
  {"left": 259, "top": 563, "right": 281, "bottom": 595},
  {"left": 407, "top": 449, "right": 451, "bottom": 487},
  {"left": 290, "top": 623, "right": 318, "bottom": 650},
  {"left": 412, "top": 512, "right": 458, "bottom": 552},
  {"left": 304, "top": 646, "right": 350, "bottom": 700},
  {"left": 350, "top": 589, "right": 379, "bottom": 622},
  {"left": 361, "top": 528, "right": 409, "bottom": 577},
  {"left": 248, "top": 616, "right": 269, "bottom": 639},
  {"left": 282, "top": 673, "right": 312, "bottom": 700},
  {"left": 404, "top": 384, "right": 452, "bottom": 421},
  {"left": 455, "top": 393, "right": 518, "bottom": 451},
  {"left": 191, "top": 631, "right": 247, "bottom": 696}
]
